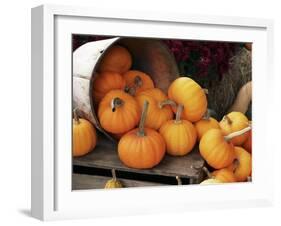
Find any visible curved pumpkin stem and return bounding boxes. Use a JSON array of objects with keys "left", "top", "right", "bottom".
[
  {"left": 176, "top": 176, "right": 182, "bottom": 185},
  {"left": 224, "top": 126, "right": 251, "bottom": 142},
  {"left": 111, "top": 97, "right": 124, "bottom": 112},
  {"left": 224, "top": 115, "right": 233, "bottom": 124},
  {"left": 137, "top": 100, "right": 149, "bottom": 137},
  {"left": 73, "top": 108, "right": 80, "bottom": 124},
  {"left": 202, "top": 167, "right": 213, "bottom": 179},
  {"left": 203, "top": 88, "right": 209, "bottom": 95},
  {"left": 158, "top": 99, "right": 177, "bottom": 109},
  {"left": 202, "top": 109, "right": 211, "bottom": 120},
  {"left": 175, "top": 104, "right": 184, "bottom": 123}
]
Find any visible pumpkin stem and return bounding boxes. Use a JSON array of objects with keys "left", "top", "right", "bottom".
[
  {"left": 202, "top": 167, "right": 213, "bottom": 179},
  {"left": 111, "top": 169, "right": 117, "bottom": 181},
  {"left": 176, "top": 176, "right": 182, "bottom": 185},
  {"left": 203, "top": 88, "right": 209, "bottom": 95},
  {"left": 202, "top": 109, "right": 211, "bottom": 120},
  {"left": 175, "top": 104, "right": 184, "bottom": 123},
  {"left": 224, "top": 115, "right": 232, "bottom": 124},
  {"left": 134, "top": 75, "right": 143, "bottom": 88},
  {"left": 158, "top": 99, "right": 177, "bottom": 109},
  {"left": 232, "top": 159, "right": 240, "bottom": 173},
  {"left": 111, "top": 97, "right": 124, "bottom": 112},
  {"left": 73, "top": 108, "right": 80, "bottom": 124},
  {"left": 224, "top": 126, "right": 252, "bottom": 142},
  {"left": 137, "top": 100, "right": 149, "bottom": 137}
]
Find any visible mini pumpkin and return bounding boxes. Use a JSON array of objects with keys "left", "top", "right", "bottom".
[
  {"left": 228, "top": 147, "right": 252, "bottom": 182},
  {"left": 98, "top": 45, "right": 132, "bottom": 74},
  {"left": 194, "top": 110, "right": 220, "bottom": 141},
  {"left": 104, "top": 169, "right": 123, "bottom": 189},
  {"left": 92, "top": 71, "right": 126, "bottom": 104},
  {"left": 98, "top": 90, "right": 140, "bottom": 134},
  {"left": 201, "top": 166, "right": 235, "bottom": 183},
  {"left": 168, "top": 77, "right": 207, "bottom": 122},
  {"left": 118, "top": 101, "right": 166, "bottom": 169},
  {"left": 212, "top": 168, "right": 236, "bottom": 183},
  {"left": 159, "top": 104, "right": 197, "bottom": 156},
  {"left": 73, "top": 109, "right": 97, "bottom": 157},
  {"left": 123, "top": 70, "right": 154, "bottom": 95},
  {"left": 243, "top": 128, "right": 252, "bottom": 153},
  {"left": 199, "top": 126, "right": 251, "bottom": 169},
  {"left": 219, "top": 112, "right": 250, "bottom": 146},
  {"left": 136, "top": 88, "right": 175, "bottom": 130}
]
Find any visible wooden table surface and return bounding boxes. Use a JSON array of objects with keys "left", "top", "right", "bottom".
[{"left": 73, "top": 135, "right": 205, "bottom": 180}]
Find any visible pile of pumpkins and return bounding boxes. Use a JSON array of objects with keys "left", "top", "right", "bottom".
[{"left": 73, "top": 44, "right": 252, "bottom": 187}]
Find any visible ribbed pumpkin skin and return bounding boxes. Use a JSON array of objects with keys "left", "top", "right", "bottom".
[
  {"left": 136, "top": 89, "right": 173, "bottom": 130},
  {"left": 212, "top": 168, "right": 236, "bottom": 183},
  {"left": 138, "top": 88, "right": 167, "bottom": 100},
  {"left": 98, "top": 90, "right": 140, "bottom": 134},
  {"left": 228, "top": 147, "right": 252, "bottom": 182},
  {"left": 243, "top": 131, "right": 252, "bottom": 153},
  {"left": 118, "top": 128, "right": 166, "bottom": 169},
  {"left": 98, "top": 45, "right": 132, "bottom": 74},
  {"left": 73, "top": 118, "right": 97, "bottom": 157},
  {"left": 159, "top": 120, "right": 197, "bottom": 156},
  {"left": 194, "top": 117, "right": 220, "bottom": 141},
  {"left": 93, "top": 72, "right": 126, "bottom": 103},
  {"left": 123, "top": 70, "right": 154, "bottom": 95},
  {"left": 104, "top": 179, "right": 123, "bottom": 188},
  {"left": 199, "top": 129, "right": 235, "bottom": 169},
  {"left": 168, "top": 77, "right": 207, "bottom": 122},
  {"left": 219, "top": 112, "right": 250, "bottom": 146}
]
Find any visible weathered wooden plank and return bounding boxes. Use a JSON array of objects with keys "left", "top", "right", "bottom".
[
  {"left": 72, "top": 173, "right": 164, "bottom": 190},
  {"left": 73, "top": 135, "right": 204, "bottom": 179}
]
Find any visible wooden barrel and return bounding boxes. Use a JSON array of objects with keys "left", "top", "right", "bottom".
[{"left": 73, "top": 37, "right": 179, "bottom": 140}]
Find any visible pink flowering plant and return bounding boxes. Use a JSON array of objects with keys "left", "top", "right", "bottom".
[{"left": 163, "top": 40, "right": 240, "bottom": 86}]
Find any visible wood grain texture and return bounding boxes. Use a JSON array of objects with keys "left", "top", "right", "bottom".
[
  {"left": 72, "top": 173, "right": 163, "bottom": 190},
  {"left": 73, "top": 135, "right": 204, "bottom": 179}
]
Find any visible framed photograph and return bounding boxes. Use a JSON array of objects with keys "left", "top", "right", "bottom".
[{"left": 31, "top": 4, "right": 274, "bottom": 221}]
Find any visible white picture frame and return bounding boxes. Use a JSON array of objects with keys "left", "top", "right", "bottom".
[{"left": 31, "top": 4, "right": 274, "bottom": 221}]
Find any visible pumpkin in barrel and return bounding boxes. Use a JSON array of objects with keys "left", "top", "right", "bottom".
[
  {"left": 98, "top": 45, "right": 132, "bottom": 74},
  {"left": 123, "top": 70, "right": 155, "bottom": 95},
  {"left": 92, "top": 71, "right": 126, "bottom": 104},
  {"left": 98, "top": 90, "right": 140, "bottom": 134}
]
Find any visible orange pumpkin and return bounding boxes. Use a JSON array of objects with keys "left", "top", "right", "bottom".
[
  {"left": 159, "top": 104, "right": 197, "bottom": 156},
  {"left": 123, "top": 70, "right": 154, "bottom": 95},
  {"left": 73, "top": 110, "right": 97, "bottom": 157},
  {"left": 212, "top": 168, "right": 236, "bottom": 183},
  {"left": 168, "top": 77, "right": 207, "bottom": 122},
  {"left": 98, "top": 90, "right": 140, "bottom": 134},
  {"left": 92, "top": 72, "right": 126, "bottom": 104},
  {"left": 243, "top": 130, "right": 252, "bottom": 153},
  {"left": 98, "top": 45, "right": 132, "bottom": 74},
  {"left": 135, "top": 88, "right": 175, "bottom": 130},
  {"left": 199, "top": 127, "right": 251, "bottom": 169},
  {"left": 194, "top": 112, "right": 220, "bottom": 141},
  {"left": 219, "top": 112, "right": 250, "bottom": 146},
  {"left": 228, "top": 147, "right": 252, "bottom": 182},
  {"left": 118, "top": 101, "right": 166, "bottom": 169}
]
